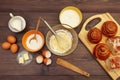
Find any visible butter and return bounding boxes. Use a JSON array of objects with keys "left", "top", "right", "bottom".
[
  {"left": 23, "top": 53, "right": 29, "bottom": 61},
  {"left": 19, "top": 57, "right": 24, "bottom": 64}
]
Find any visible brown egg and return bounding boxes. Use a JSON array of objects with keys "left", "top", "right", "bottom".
[
  {"left": 1, "top": 42, "right": 11, "bottom": 50},
  {"left": 42, "top": 50, "right": 51, "bottom": 58},
  {"left": 43, "top": 58, "right": 52, "bottom": 65},
  {"left": 7, "top": 35, "right": 16, "bottom": 44},
  {"left": 10, "top": 44, "right": 19, "bottom": 54},
  {"left": 36, "top": 55, "right": 43, "bottom": 64}
]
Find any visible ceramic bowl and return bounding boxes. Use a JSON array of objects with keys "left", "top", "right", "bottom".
[
  {"left": 59, "top": 6, "right": 82, "bottom": 29},
  {"left": 46, "top": 24, "right": 78, "bottom": 56},
  {"left": 22, "top": 30, "right": 44, "bottom": 52},
  {"left": 8, "top": 15, "right": 26, "bottom": 33}
]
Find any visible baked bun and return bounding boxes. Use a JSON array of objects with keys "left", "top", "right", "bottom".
[
  {"left": 87, "top": 28, "right": 102, "bottom": 44},
  {"left": 101, "top": 21, "right": 117, "bottom": 37},
  {"left": 106, "top": 36, "right": 120, "bottom": 55},
  {"left": 93, "top": 43, "right": 111, "bottom": 60}
]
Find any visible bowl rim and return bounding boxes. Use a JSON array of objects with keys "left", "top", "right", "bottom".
[{"left": 22, "top": 30, "right": 45, "bottom": 52}]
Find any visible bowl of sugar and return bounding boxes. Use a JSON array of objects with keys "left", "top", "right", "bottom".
[
  {"left": 59, "top": 6, "right": 82, "bottom": 29},
  {"left": 22, "top": 30, "right": 45, "bottom": 52}
]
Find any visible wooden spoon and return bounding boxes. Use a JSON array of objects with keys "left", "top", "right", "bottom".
[
  {"left": 29, "top": 17, "right": 41, "bottom": 43},
  {"left": 56, "top": 58, "right": 90, "bottom": 77}
]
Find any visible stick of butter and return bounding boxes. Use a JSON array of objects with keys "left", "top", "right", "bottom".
[
  {"left": 23, "top": 53, "right": 29, "bottom": 61},
  {"left": 19, "top": 57, "right": 24, "bottom": 64}
]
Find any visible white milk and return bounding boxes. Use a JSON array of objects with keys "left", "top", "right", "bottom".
[
  {"left": 8, "top": 13, "right": 26, "bottom": 32},
  {"left": 11, "top": 18, "right": 22, "bottom": 31}
]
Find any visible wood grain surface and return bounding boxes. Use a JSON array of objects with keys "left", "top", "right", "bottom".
[{"left": 0, "top": 0, "right": 120, "bottom": 80}]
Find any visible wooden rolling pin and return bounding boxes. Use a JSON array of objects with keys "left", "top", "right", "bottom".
[{"left": 56, "top": 58, "right": 90, "bottom": 77}]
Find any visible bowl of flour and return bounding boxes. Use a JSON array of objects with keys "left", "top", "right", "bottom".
[
  {"left": 22, "top": 30, "right": 45, "bottom": 52},
  {"left": 59, "top": 6, "right": 82, "bottom": 29}
]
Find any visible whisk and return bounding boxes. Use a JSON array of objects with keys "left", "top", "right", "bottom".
[{"left": 40, "top": 17, "right": 71, "bottom": 51}]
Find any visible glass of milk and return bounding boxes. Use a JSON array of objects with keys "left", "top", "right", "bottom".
[{"left": 8, "top": 13, "right": 26, "bottom": 32}]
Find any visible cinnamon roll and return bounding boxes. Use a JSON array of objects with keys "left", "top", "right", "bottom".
[
  {"left": 101, "top": 21, "right": 117, "bottom": 37},
  {"left": 87, "top": 28, "right": 102, "bottom": 44},
  {"left": 93, "top": 43, "right": 110, "bottom": 60}
]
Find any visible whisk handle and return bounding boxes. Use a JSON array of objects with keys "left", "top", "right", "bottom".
[{"left": 43, "top": 19, "right": 56, "bottom": 35}]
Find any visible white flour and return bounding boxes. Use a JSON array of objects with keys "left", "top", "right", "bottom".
[
  {"left": 26, "top": 34, "right": 43, "bottom": 50},
  {"left": 60, "top": 10, "right": 81, "bottom": 28}
]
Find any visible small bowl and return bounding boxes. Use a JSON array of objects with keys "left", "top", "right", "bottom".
[
  {"left": 8, "top": 15, "right": 26, "bottom": 33},
  {"left": 59, "top": 6, "right": 82, "bottom": 29},
  {"left": 46, "top": 24, "right": 78, "bottom": 56},
  {"left": 22, "top": 30, "right": 45, "bottom": 52},
  {"left": 17, "top": 50, "right": 33, "bottom": 65}
]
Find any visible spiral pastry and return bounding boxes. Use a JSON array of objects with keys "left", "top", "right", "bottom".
[
  {"left": 87, "top": 28, "right": 102, "bottom": 44},
  {"left": 93, "top": 43, "right": 111, "bottom": 60},
  {"left": 101, "top": 21, "right": 117, "bottom": 37}
]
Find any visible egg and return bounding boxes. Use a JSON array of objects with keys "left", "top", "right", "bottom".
[
  {"left": 7, "top": 35, "right": 16, "bottom": 44},
  {"left": 1, "top": 42, "right": 11, "bottom": 50},
  {"left": 43, "top": 58, "right": 52, "bottom": 66},
  {"left": 10, "top": 44, "right": 19, "bottom": 54},
  {"left": 36, "top": 55, "right": 44, "bottom": 64},
  {"left": 42, "top": 50, "right": 51, "bottom": 58}
]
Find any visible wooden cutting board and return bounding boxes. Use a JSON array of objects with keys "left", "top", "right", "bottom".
[{"left": 78, "top": 13, "right": 120, "bottom": 80}]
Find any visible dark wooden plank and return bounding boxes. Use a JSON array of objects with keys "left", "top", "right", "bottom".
[
  {"left": 0, "top": 0, "right": 120, "bottom": 13},
  {"left": 0, "top": 75, "right": 112, "bottom": 80}
]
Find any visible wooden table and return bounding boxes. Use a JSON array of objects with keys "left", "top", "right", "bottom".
[{"left": 0, "top": 0, "right": 120, "bottom": 80}]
